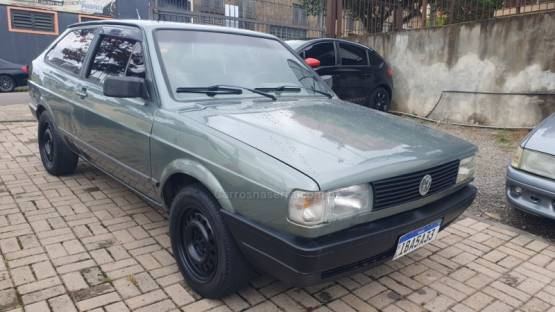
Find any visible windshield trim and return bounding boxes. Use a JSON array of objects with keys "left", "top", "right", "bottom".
[{"left": 153, "top": 28, "right": 330, "bottom": 105}]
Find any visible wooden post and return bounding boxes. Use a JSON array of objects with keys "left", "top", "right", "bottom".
[
  {"left": 393, "top": 5, "right": 403, "bottom": 31},
  {"left": 325, "top": 0, "right": 337, "bottom": 37},
  {"left": 421, "top": 0, "right": 428, "bottom": 28},
  {"left": 336, "top": 0, "right": 342, "bottom": 37}
]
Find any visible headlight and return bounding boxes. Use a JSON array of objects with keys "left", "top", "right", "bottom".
[
  {"left": 456, "top": 155, "right": 475, "bottom": 184},
  {"left": 513, "top": 147, "right": 555, "bottom": 180},
  {"left": 288, "top": 184, "right": 372, "bottom": 226},
  {"left": 511, "top": 146, "right": 523, "bottom": 168}
]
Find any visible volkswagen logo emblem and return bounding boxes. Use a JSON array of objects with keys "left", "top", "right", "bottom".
[{"left": 419, "top": 174, "right": 432, "bottom": 196}]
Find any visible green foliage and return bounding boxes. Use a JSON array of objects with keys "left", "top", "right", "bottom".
[{"left": 301, "top": 0, "right": 323, "bottom": 16}]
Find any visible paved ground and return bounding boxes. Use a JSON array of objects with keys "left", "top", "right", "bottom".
[
  {"left": 2, "top": 122, "right": 555, "bottom": 312},
  {"left": 0, "top": 93, "right": 33, "bottom": 122}
]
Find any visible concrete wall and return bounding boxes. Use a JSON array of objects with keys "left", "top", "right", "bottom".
[{"left": 356, "top": 12, "right": 555, "bottom": 128}]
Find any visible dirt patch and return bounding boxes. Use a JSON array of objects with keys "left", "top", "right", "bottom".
[{"left": 70, "top": 283, "right": 112, "bottom": 302}]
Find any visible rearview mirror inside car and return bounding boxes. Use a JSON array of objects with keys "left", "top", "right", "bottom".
[{"left": 103, "top": 76, "right": 148, "bottom": 99}]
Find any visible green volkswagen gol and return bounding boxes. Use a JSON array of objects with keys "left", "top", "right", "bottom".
[{"left": 28, "top": 20, "right": 477, "bottom": 298}]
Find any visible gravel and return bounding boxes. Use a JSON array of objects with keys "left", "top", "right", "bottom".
[{"left": 415, "top": 118, "right": 555, "bottom": 242}]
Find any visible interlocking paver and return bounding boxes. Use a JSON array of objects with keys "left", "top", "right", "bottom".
[{"left": 2, "top": 121, "right": 555, "bottom": 311}]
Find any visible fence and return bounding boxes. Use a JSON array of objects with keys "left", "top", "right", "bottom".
[
  {"left": 151, "top": 0, "right": 325, "bottom": 40},
  {"left": 339, "top": 0, "right": 555, "bottom": 36}
]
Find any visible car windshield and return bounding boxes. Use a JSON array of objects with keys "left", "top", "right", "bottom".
[{"left": 155, "top": 30, "right": 332, "bottom": 104}]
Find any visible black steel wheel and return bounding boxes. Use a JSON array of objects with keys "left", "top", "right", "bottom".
[
  {"left": 38, "top": 112, "right": 78, "bottom": 175},
  {"left": 0, "top": 75, "right": 15, "bottom": 92},
  {"left": 181, "top": 209, "right": 218, "bottom": 281},
  {"left": 170, "top": 184, "right": 252, "bottom": 298},
  {"left": 369, "top": 87, "right": 390, "bottom": 112}
]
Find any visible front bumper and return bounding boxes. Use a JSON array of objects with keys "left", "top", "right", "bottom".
[
  {"left": 223, "top": 185, "right": 476, "bottom": 286},
  {"left": 506, "top": 166, "right": 555, "bottom": 219}
]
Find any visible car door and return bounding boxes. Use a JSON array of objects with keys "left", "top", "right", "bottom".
[
  {"left": 42, "top": 27, "right": 97, "bottom": 140},
  {"left": 72, "top": 25, "right": 157, "bottom": 198},
  {"left": 334, "top": 42, "right": 372, "bottom": 105},
  {"left": 301, "top": 40, "right": 338, "bottom": 83}
]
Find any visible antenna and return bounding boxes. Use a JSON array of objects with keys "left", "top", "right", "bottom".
[{"left": 136, "top": 8, "right": 141, "bottom": 20}]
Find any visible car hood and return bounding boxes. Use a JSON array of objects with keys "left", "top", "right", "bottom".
[
  {"left": 187, "top": 98, "right": 476, "bottom": 190},
  {"left": 525, "top": 113, "right": 555, "bottom": 155}
]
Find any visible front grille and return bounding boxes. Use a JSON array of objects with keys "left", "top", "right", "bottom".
[{"left": 372, "top": 160, "right": 460, "bottom": 210}]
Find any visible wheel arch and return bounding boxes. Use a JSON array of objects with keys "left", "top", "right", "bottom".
[
  {"left": 159, "top": 159, "right": 233, "bottom": 212},
  {"left": 36, "top": 104, "right": 46, "bottom": 118},
  {"left": 377, "top": 84, "right": 392, "bottom": 99}
]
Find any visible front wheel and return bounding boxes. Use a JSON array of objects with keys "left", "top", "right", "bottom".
[
  {"left": 170, "top": 184, "right": 252, "bottom": 298},
  {"left": 369, "top": 87, "right": 390, "bottom": 112}
]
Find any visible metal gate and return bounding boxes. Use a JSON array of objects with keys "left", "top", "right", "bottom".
[{"left": 151, "top": 0, "right": 325, "bottom": 40}]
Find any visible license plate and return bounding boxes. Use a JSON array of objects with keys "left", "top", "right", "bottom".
[{"left": 393, "top": 220, "right": 441, "bottom": 260}]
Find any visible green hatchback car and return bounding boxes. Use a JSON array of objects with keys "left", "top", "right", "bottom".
[{"left": 29, "top": 20, "right": 477, "bottom": 298}]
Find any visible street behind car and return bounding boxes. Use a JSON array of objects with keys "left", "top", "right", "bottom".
[{"left": 0, "top": 58, "right": 29, "bottom": 92}]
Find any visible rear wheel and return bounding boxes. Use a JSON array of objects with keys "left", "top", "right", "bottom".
[
  {"left": 170, "top": 184, "right": 252, "bottom": 298},
  {"left": 0, "top": 75, "right": 15, "bottom": 92},
  {"left": 38, "top": 113, "right": 78, "bottom": 175},
  {"left": 369, "top": 87, "right": 390, "bottom": 112}
]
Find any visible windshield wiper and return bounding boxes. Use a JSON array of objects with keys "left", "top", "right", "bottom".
[
  {"left": 176, "top": 85, "right": 276, "bottom": 100},
  {"left": 308, "top": 87, "right": 333, "bottom": 99},
  {"left": 176, "top": 86, "right": 242, "bottom": 97},
  {"left": 255, "top": 85, "right": 333, "bottom": 99},
  {"left": 254, "top": 85, "right": 301, "bottom": 93}
]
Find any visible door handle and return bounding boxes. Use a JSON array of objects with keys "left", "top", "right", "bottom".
[{"left": 76, "top": 88, "right": 88, "bottom": 98}]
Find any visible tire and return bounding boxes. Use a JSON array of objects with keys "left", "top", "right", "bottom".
[
  {"left": 170, "top": 184, "right": 253, "bottom": 298},
  {"left": 369, "top": 87, "right": 390, "bottom": 112},
  {"left": 0, "top": 75, "right": 15, "bottom": 92},
  {"left": 38, "top": 113, "right": 78, "bottom": 175}
]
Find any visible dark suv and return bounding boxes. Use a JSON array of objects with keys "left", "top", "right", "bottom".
[{"left": 287, "top": 39, "right": 393, "bottom": 111}]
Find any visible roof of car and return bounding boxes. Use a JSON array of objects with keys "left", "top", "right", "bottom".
[
  {"left": 69, "top": 19, "right": 278, "bottom": 39},
  {"left": 285, "top": 38, "right": 375, "bottom": 51}
]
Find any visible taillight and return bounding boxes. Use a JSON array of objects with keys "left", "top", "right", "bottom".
[
  {"left": 387, "top": 66, "right": 394, "bottom": 78},
  {"left": 21, "top": 65, "right": 29, "bottom": 74}
]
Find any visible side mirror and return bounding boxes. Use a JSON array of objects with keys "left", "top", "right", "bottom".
[
  {"left": 103, "top": 76, "right": 148, "bottom": 99},
  {"left": 321, "top": 75, "right": 333, "bottom": 89},
  {"left": 305, "top": 57, "right": 321, "bottom": 68}
]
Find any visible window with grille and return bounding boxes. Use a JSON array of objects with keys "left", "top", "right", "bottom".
[
  {"left": 8, "top": 7, "right": 58, "bottom": 34},
  {"left": 292, "top": 4, "right": 307, "bottom": 26}
]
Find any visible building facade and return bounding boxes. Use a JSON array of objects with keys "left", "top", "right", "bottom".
[{"left": 0, "top": 0, "right": 324, "bottom": 66}]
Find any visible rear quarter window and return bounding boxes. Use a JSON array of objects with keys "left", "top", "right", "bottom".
[
  {"left": 368, "top": 49, "right": 384, "bottom": 66},
  {"left": 46, "top": 28, "right": 96, "bottom": 75},
  {"left": 338, "top": 43, "right": 368, "bottom": 66}
]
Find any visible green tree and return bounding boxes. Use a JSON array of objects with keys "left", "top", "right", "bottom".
[{"left": 301, "top": 0, "right": 324, "bottom": 16}]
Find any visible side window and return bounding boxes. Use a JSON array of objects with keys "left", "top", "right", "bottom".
[
  {"left": 338, "top": 43, "right": 368, "bottom": 66},
  {"left": 46, "top": 28, "right": 96, "bottom": 75},
  {"left": 303, "top": 42, "right": 335, "bottom": 67},
  {"left": 88, "top": 35, "right": 145, "bottom": 83},
  {"left": 368, "top": 50, "right": 384, "bottom": 66}
]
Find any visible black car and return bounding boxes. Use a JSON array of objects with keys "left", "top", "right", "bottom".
[
  {"left": 0, "top": 58, "right": 29, "bottom": 92},
  {"left": 287, "top": 38, "right": 393, "bottom": 111}
]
